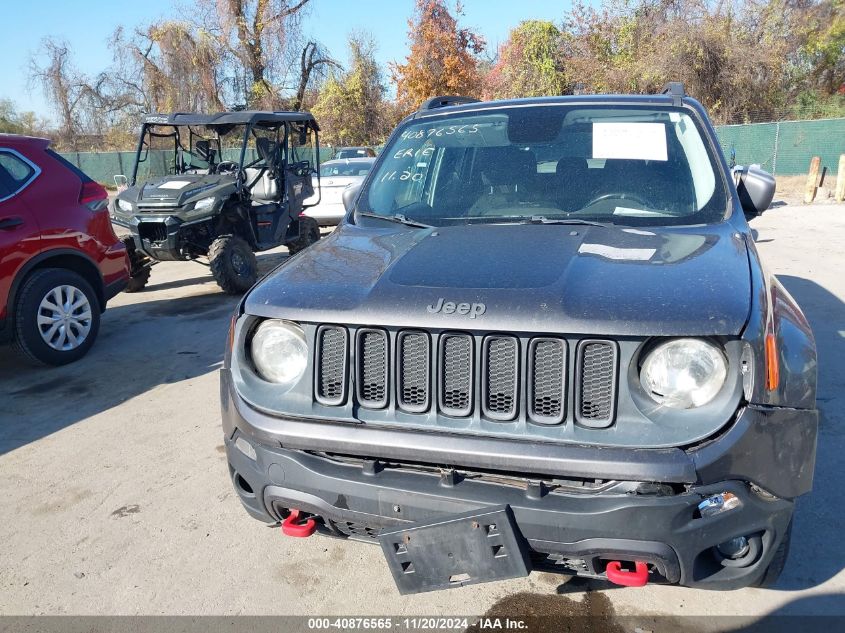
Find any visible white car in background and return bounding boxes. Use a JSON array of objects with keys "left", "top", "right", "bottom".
[{"left": 305, "top": 158, "right": 375, "bottom": 226}]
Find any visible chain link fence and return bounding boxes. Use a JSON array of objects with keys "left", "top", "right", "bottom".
[{"left": 715, "top": 117, "right": 845, "bottom": 176}]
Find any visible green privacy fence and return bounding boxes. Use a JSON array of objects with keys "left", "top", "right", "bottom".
[
  {"left": 59, "top": 147, "right": 333, "bottom": 186},
  {"left": 714, "top": 118, "right": 845, "bottom": 176},
  {"left": 60, "top": 119, "right": 845, "bottom": 184}
]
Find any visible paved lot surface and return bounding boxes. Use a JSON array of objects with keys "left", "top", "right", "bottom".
[{"left": 1, "top": 205, "right": 844, "bottom": 621}]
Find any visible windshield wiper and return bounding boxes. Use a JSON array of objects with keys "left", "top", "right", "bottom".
[
  {"left": 522, "top": 216, "right": 610, "bottom": 227},
  {"left": 357, "top": 212, "right": 433, "bottom": 229}
]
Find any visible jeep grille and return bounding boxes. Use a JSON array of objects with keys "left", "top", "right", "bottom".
[
  {"left": 576, "top": 340, "right": 618, "bottom": 427},
  {"left": 313, "top": 327, "right": 619, "bottom": 427},
  {"left": 356, "top": 329, "right": 388, "bottom": 408},
  {"left": 397, "top": 331, "right": 430, "bottom": 412},
  {"left": 439, "top": 333, "right": 473, "bottom": 416},
  {"left": 314, "top": 326, "right": 348, "bottom": 405},
  {"left": 529, "top": 338, "right": 567, "bottom": 424}
]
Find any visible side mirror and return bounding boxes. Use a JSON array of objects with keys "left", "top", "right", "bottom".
[
  {"left": 342, "top": 183, "right": 362, "bottom": 213},
  {"left": 733, "top": 164, "right": 775, "bottom": 219},
  {"left": 114, "top": 174, "right": 128, "bottom": 193}
]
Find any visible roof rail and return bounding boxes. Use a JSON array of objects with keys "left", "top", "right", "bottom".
[
  {"left": 419, "top": 96, "right": 480, "bottom": 111},
  {"left": 660, "top": 82, "right": 685, "bottom": 107}
]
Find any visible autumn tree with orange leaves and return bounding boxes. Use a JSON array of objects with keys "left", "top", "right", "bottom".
[{"left": 392, "top": 0, "right": 485, "bottom": 113}]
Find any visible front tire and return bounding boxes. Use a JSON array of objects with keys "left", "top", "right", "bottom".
[
  {"left": 122, "top": 236, "right": 151, "bottom": 293},
  {"left": 753, "top": 520, "right": 792, "bottom": 588},
  {"left": 286, "top": 216, "right": 320, "bottom": 256},
  {"left": 208, "top": 235, "right": 258, "bottom": 294},
  {"left": 12, "top": 268, "right": 101, "bottom": 366}
]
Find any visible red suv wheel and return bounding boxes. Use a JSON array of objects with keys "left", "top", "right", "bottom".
[{"left": 12, "top": 268, "right": 101, "bottom": 365}]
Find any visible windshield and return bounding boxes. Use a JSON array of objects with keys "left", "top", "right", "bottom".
[
  {"left": 361, "top": 105, "right": 728, "bottom": 227},
  {"left": 131, "top": 123, "right": 284, "bottom": 184},
  {"left": 320, "top": 161, "right": 374, "bottom": 177}
]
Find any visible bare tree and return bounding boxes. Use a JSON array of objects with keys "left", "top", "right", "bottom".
[
  {"left": 190, "top": 0, "right": 325, "bottom": 108},
  {"left": 292, "top": 41, "right": 340, "bottom": 111},
  {"left": 29, "top": 39, "right": 94, "bottom": 149}
]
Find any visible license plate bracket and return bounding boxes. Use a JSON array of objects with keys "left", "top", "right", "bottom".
[{"left": 379, "top": 505, "right": 530, "bottom": 594}]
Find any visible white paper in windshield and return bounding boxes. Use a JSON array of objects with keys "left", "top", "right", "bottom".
[
  {"left": 592, "top": 122, "right": 667, "bottom": 161},
  {"left": 158, "top": 180, "right": 192, "bottom": 190}
]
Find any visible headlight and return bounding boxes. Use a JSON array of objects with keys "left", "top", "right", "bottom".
[
  {"left": 640, "top": 338, "right": 727, "bottom": 409},
  {"left": 250, "top": 320, "right": 308, "bottom": 385},
  {"left": 184, "top": 196, "right": 217, "bottom": 219},
  {"left": 193, "top": 196, "right": 216, "bottom": 211},
  {"left": 117, "top": 199, "right": 132, "bottom": 212}
]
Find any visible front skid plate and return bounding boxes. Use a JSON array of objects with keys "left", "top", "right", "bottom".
[{"left": 379, "top": 506, "right": 530, "bottom": 594}]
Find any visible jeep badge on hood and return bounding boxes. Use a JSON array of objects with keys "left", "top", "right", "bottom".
[{"left": 426, "top": 298, "right": 486, "bottom": 318}]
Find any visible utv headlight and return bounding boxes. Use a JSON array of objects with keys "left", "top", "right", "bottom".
[
  {"left": 250, "top": 320, "right": 308, "bottom": 385},
  {"left": 184, "top": 196, "right": 217, "bottom": 219},
  {"left": 117, "top": 199, "right": 132, "bottom": 212},
  {"left": 193, "top": 196, "right": 216, "bottom": 212},
  {"left": 640, "top": 338, "right": 727, "bottom": 409}
]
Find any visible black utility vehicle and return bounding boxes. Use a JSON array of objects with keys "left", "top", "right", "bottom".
[
  {"left": 221, "top": 86, "right": 818, "bottom": 593},
  {"left": 112, "top": 111, "right": 322, "bottom": 293}
]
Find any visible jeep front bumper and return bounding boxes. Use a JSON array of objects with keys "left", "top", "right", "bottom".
[{"left": 220, "top": 368, "right": 817, "bottom": 590}]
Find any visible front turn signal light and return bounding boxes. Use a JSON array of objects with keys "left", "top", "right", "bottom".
[{"left": 765, "top": 333, "right": 779, "bottom": 391}]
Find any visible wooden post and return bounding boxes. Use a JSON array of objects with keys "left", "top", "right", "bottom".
[
  {"left": 804, "top": 156, "right": 821, "bottom": 204},
  {"left": 836, "top": 154, "right": 845, "bottom": 203}
]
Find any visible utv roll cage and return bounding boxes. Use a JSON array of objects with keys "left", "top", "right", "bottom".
[{"left": 130, "top": 110, "right": 320, "bottom": 187}]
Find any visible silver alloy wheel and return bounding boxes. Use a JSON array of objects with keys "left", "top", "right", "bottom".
[{"left": 36, "top": 285, "right": 93, "bottom": 351}]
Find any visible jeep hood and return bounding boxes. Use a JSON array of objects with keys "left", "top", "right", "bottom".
[
  {"left": 245, "top": 222, "right": 752, "bottom": 336},
  {"left": 120, "top": 174, "right": 235, "bottom": 206}
]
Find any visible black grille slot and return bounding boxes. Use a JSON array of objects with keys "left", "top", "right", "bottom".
[
  {"left": 334, "top": 520, "right": 381, "bottom": 540},
  {"left": 438, "top": 333, "right": 473, "bottom": 416},
  {"left": 356, "top": 329, "right": 388, "bottom": 408},
  {"left": 576, "top": 340, "right": 618, "bottom": 427},
  {"left": 315, "top": 326, "right": 348, "bottom": 406},
  {"left": 397, "top": 331, "right": 430, "bottom": 412},
  {"left": 529, "top": 338, "right": 566, "bottom": 424},
  {"left": 138, "top": 222, "right": 168, "bottom": 243},
  {"left": 482, "top": 336, "right": 518, "bottom": 420}
]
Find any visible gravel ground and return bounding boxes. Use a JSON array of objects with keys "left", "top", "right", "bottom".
[{"left": 1, "top": 204, "right": 843, "bottom": 623}]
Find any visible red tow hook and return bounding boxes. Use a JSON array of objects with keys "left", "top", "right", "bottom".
[
  {"left": 605, "top": 561, "right": 649, "bottom": 587},
  {"left": 281, "top": 509, "right": 317, "bottom": 537}
]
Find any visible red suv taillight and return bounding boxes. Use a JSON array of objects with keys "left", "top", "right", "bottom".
[{"left": 80, "top": 181, "right": 108, "bottom": 211}]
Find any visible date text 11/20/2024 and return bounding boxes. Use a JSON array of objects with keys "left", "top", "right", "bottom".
[{"left": 307, "top": 618, "right": 526, "bottom": 630}]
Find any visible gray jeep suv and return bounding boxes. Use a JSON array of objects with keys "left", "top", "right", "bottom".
[{"left": 221, "top": 85, "right": 817, "bottom": 593}]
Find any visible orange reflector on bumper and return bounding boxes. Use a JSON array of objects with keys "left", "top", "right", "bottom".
[{"left": 765, "top": 333, "right": 779, "bottom": 391}]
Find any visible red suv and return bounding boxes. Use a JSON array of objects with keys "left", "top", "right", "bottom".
[{"left": 0, "top": 135, "right": 129, "bottom": 365}]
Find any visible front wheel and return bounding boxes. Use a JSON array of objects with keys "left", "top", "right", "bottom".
[
  {"left": 208, "top": 235, "right": 258, "bottom": 294},
  {"left": 752, "top": 520, "right": 792, "bottom": 588},
  {"left": 12, "top": 268, "right": 101, "bottom": 366},
  {"left": 122, "top": 236, "right": 151, "bottom": 292},
  {"left": 286, "top": 216, "right": 320, "bottom": 256}
]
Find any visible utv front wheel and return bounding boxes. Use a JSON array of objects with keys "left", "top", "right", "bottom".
[
  {"left": 209, "top": 235, "right": 258, "bottom": 294},
  {"left": 286, "top": 216, "right": 320, "bottom": 256},
  {"left": 122, "top": 236, "right": 151, "bottom": 293}
]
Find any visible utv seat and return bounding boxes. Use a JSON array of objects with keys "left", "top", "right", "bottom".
[
  {"left": 246, "top": 137, "right": 281, "bottom": 211},
  {"left": 246, "top": 169, "right": 280, "bottom": 207}
]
